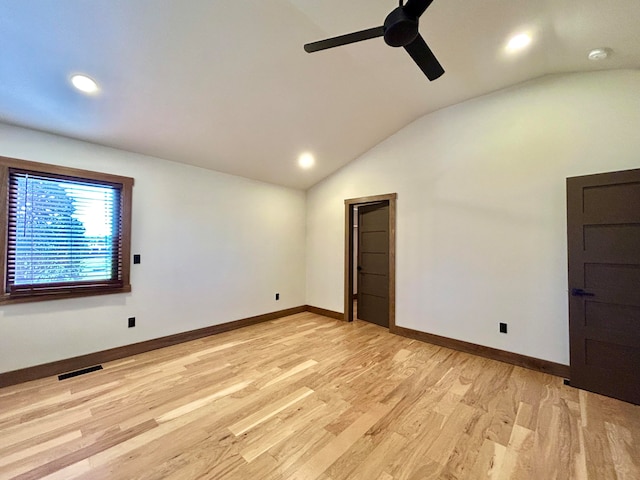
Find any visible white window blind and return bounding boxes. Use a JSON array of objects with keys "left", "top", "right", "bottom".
[{"left": 6, "top": 170, "right": 123, "bottom": 295}]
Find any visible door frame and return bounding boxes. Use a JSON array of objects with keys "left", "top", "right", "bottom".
[{"left": 344, "top": 193, "right": 397, "bottom": 329}]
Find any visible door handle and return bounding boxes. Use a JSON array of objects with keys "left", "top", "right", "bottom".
[
  {"left": 571, "top": 288, "right": 595, "bottom": 297},
  {"left": 357, "top": 266, "right": 362, "bottom": 271}
]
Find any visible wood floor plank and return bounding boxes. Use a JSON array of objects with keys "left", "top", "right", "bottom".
[
  {"left": 237, "top": 389, "right": 349, "bottom": 469},
  {"left": 40, "top": 459, "right": 91, "bottom": 480},
  {"left": 228, "top": 387, "right": 314, "bottom": 436},
  {"left": 340, "top": 431, "right": 408, "bottom": 480},
  {"left": 13, "top": 420, "right": 157, "bottom": 480},
  {"left": 0, "top": 430, "right": 82, "bottom": 469},
  {"left": 157, "top": 380, "right": 253, "bottom": 423},
  {"left": 496, "top": 424, "right": 535, "bottom": 479},
  {"left": 285, "top": 401, "right": 394, "bottom": 480},
  {"left": 423, "top": 401, "right": 477, "bottom": 466},
  {"left": 261, "top": 359, "right": 318, "bottom": 389},
  {"left": 0, "top": 408, "right": 92, "bottom": 449},
  {"left": 605, "top": 421, "right": 640, "bottom": 479},
  {"left": 470, "top": 438, "right": 506, "bottom": 479},
  {"left": 1, "top": 313, "right": 639, "bottom": 480},
  {"left": 0, "top": 430, "right": 84, "bottom": 479}
]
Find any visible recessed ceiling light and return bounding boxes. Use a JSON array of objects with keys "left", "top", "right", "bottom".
[
  {"left": 298, "top": 152, "right": 315, "bottom": 169},
  {"left": 588, "top": 48, "right": 610, "bottom": 61},
  {"left": 506, "top": 33, "right": 532, "bottom": 52},
  {"left": 70, "top": 74, "right": 99, "bottom": 94}
]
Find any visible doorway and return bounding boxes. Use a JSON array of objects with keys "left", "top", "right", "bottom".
[
  {"left": 567, "top": 168, "right": 640, "bottom": 405},
  {"left": 344, "top": 193, "right": 396, "bottom": 329}
]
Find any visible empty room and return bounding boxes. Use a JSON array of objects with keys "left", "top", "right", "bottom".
[{"left": 0, "top": 1, "right": 639, "bottom": 479}]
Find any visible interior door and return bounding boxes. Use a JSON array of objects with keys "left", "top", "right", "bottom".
[
  {"left": 567, "top": 168, "right": 640, "bottom": 405},
  {"left": 357, "top": 202, "right": 389, "bottom": 327}
]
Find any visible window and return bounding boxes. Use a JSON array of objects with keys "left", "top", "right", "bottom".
[{"left": 0, "top": 156, "right": 133, "bottom": 304}]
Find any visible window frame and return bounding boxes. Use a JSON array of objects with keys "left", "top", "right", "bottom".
[{"left": 0, "top": 156, "right": 134, "bottom": 305}]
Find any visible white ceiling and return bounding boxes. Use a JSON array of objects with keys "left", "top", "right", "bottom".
[{"left": 1, "top": 0, "right": 639, "bottom": 189}]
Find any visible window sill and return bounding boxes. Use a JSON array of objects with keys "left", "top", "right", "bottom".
[{"left": 0, "top": 285, "right": 131, "bottom": 305}]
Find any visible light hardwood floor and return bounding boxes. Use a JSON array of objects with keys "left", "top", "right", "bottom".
[{"left": 0, "top": 312, "right": 638, "bottom": 480}]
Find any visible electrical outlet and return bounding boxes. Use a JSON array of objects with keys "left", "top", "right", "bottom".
[
  {"left": 275, "top": 293, "right": 280, "bottom": 301},
  {"left": 128, "top": 317, "right": 136, "bottom": 328},
  {"left": 499, "top": 322, "right": 507, "bottom": 334}
]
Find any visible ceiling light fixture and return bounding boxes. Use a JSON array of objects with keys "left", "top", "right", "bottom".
[
  {"left": 298, "top": 152, "right": 315, "bottom": 169},
  {"left": 506, "top": 33, "right": 532, "bottom": 52},
  {"left": 588, "top": 48, "right": 609, "bottom": 61},
  {"left": 70, "top": 74, "right": 99, "bottom": 94}
]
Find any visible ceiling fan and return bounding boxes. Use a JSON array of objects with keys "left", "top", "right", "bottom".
[{"left": 303, "top": 0, "right": 444, "bottom": 81}]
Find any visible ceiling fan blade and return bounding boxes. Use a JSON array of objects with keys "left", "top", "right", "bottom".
[
  {"left": 403, "top": 34, "right": 444, "bottom": 81},
  {"left": 403, "top": 0, "right": 435, "bottom": 18},
  {"left": 304, "top": 26, "right": 384, "bottom": 53}
]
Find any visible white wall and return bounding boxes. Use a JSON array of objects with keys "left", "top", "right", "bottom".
[
  {"left": 306, "top": 69, "right": 640, "bottom": 365},
  {"left": 0, "top": 123, "right": 306, "bottom": 373}
]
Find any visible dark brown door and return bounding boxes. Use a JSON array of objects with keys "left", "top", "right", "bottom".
[
  {"left": 567, "top": 168, "right": 640, "bottom": 405},
  {"left": 357, "top": 202, "right": 389, "bottom": 327}
]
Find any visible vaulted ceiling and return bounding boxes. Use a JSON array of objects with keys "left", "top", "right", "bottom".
[{"left": 1, "top": 0, "right": 639, "bottom": 189}]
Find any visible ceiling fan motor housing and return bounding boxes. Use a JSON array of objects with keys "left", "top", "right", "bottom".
[{"left": 383, "top": 7, "right": 419, "bottom": 47}]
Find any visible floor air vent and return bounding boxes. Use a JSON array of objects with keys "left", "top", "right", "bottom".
[{"left": 58, "top": 365, "right": 103, "bottom": 380}]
